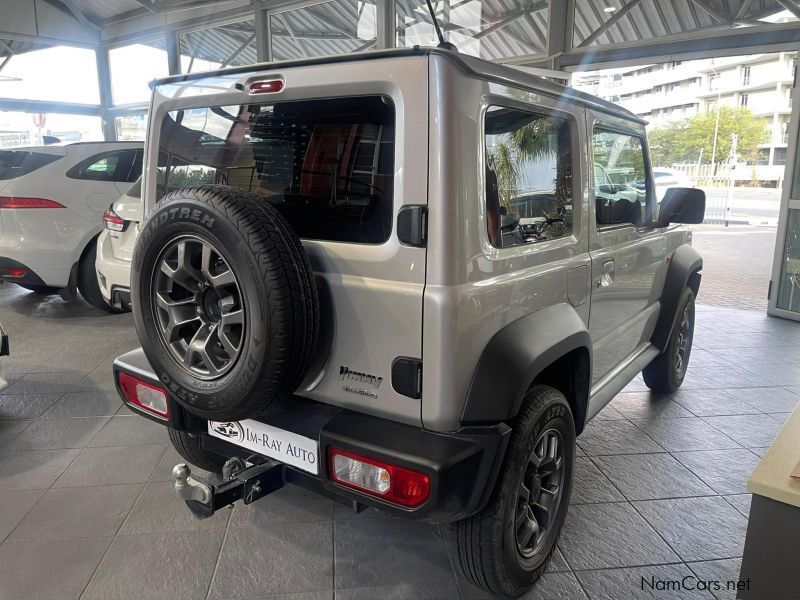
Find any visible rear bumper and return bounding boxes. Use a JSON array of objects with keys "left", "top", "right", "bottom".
[
  {"left": 0, "top": 256, "right": 49, "bottom": 287},
  {"left": 96, "top": 231, "right": 131, "bottom": 306},
  {"left": 113, "top": 348, "right": 510, "bottom": 523}
]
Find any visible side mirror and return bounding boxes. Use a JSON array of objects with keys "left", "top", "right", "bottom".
[{"left": 658, "top": 187, "right": 705, "bottom": 227}]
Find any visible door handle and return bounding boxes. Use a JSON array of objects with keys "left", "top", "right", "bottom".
[{"left": 597, "top": 260, "right": 615, "bottom": 288}]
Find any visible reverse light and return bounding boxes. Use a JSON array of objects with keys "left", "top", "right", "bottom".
[
  {"left": 249, "top": 79, "right": 284, "bottom": 94},
  {"left": 3, "top": 268, "right": 27, "bottom": 278},
  {"left": 0, "top": 196, "right": 65, "bottom": 209},
  {"left": 328, "top": 448, "right": 431, "bottom": 508},
  {"left": 103, "top": 207, "right": 125, "bottom": 231},
  {"left": 118, "top": 371, "right": 169, "bottom": 419}
]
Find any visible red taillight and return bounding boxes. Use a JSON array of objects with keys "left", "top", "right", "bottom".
[
  {"left": 103, "top": 209, "right": 125, "bottom": 231},
  {"left": 118, "top": 371, "right": 169, "bottom": 419},
  {"left": 3, "top": 268, "right": 27, "bottom": 278},
  {"left": 249, "top": 79, "right": 284, "bottom": 94},
  {"left": 328, "top": 447, "right": 431, "bottom": 508},
  {"left": 0, "top": 196, "right": 65, "bottom": 209}
]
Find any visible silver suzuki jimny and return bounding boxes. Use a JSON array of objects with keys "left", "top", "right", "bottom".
[{"left": 113, "top": 47, "right": 704, "bottom": 598}]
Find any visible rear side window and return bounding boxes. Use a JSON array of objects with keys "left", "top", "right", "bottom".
[
  {"left": 484, "top": 106, "right": 573, "bottom": 248},
  {"left": 67, "top": 149, "right": 138, "bottom": 183},
  {"left": 158, "top": 96, "right": 395, "bottom": 244},
  {"left": 0, "top": 151, "right": 62, "bottom": 180}
]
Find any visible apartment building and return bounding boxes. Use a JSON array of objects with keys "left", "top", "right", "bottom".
[{"left": 573, "top": 52, "right": 795, "bottom": 180}]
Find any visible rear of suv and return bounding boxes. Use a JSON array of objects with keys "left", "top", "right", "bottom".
[{"left": 113, "top": 48, "right": 705, "bottom": 598}]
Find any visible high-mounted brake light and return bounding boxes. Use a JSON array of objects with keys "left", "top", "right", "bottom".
[
  {"left": 0, "top": 197, "right": 65, "bottom": 209},
  {"left": 3, "top": 268, "right": 27, "bottom": 278},
  {"left": 249, "top": 79, "right": 284, "bottom": 94},
  {"left": 103, "top": 207, "right": 125, "bottom": 231},
  {"left": 118, "top": 371, "right": 169, "bottom": 419},
  {"left": 328, "top": 447, "right": 431, "bottom": 508}
]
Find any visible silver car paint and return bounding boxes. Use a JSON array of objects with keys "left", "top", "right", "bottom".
[{"left": 143, "top": 50, "right": 693, "bottom": 435}]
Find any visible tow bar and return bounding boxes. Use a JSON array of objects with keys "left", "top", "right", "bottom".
[{"left": 173, "top": 456, "right": 284, "bottom": 519}]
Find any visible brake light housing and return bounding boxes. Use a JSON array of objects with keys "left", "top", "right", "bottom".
[
  {"left": 103, "top": 207, "right": 126, "bottom": 231},
  {"left": 248, "top": 79, "right": 284, "bottom": 94},
  {"left": 118, "top": 371, "right": 169, "bottom": 419},
  {"left": 3, "top": 267, "right": 27, "bottom": 278},
  {"left": 0, "top": 196, "right": 65, "bottom": 209},
  {"left": 328, "top": 447, "right": 431, "bottom": 508}
]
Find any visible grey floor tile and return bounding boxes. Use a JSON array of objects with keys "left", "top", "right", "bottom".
[
  {"left": 231, "top": 484, "right": 333, "bottom": 526},
  {"left": 42, "top": 391, "right": 124, "bottom": 418},
  {"left": 571, "top": 457, "right": 626, "bottom": 504},
  {"left": 8, "top": 416, "right": 109, "bottom": 450},
  {"left": 725, "top": 386, "right": 800, "bottom": 413},
  {"left": 633, "top": 496, "right": 747, "bottom": 562},
  {"left": 630, "top": 417, "right": 741, "bottom": 452},
  {"left": 593, "top": 404, "right": 627, "bottom": 420},
  {"left": 9, "top": 484, "right": 141, "bottom": 541},
  {"left": 689, "top": 368, "right": 773, "bottom": 389},
  {"left": 687, "top": 558, "right": 744, "bottom": 600},
  {"left": 221, "top": 594, "right": 333, "bottom": 600},
  {"left": 336, "top": 583, "right": 459, "bottom": 600},
  {"left": 547, "top": 546, "right": 570, "bottom": 573},
  {"left": 576, "top": 563, "right": 713, "bottom": 599},
  {"left": 577, "top": 420, "right": 665, "bottom": 456},
  {"left": 210, "top": 522, "right": 333, "bottom": 598},
  {"left": 54, "top": 444, "right": 166, "bottom": 487},
  {"left": 611, "top": 392, "right": 694, "bottom": 419},
  {"left": 89, "top": 415, "right": 168, "bottom": 447},
  {"left": 559, "top": 502, "right": 679, "bottom": 570},
  {"left": 82, "top": 529, "right": 224, "bottom": 600},
  {"left": 0, "top": 537, "right": 111, "bottom": 600},
  {"left": 0, "top": 489, "right": 45, "bottom": 541},
  {"left": 3, "top": 371, "right": 90, "bottom": 394},
  {"left": 671, "top": 389, "right": 761, "bottom": 417},
  {"left": 0, "top": 393, "right": 61, "bottom": 419},
  {"left": 332, "top": 503, "right": 388, "bottom": 520},
  {"left": 459, "top": 572, "right": 588, "bottom": 600},
  {"left": 120, "top": 481, "right": 230, "bottom": 534},
  {"left": 767, "top": 412, "right": 791, "bottom": 424},
  {"left": 672, "top": 449, "right": 760, "bottom": 495},
  {"left": 0, "top": 448, "right": 80, "bottom": 490},
  {"left": 594, "top": 454, "right": 714, "bottom": 501},
  {"left": 0, "top": 419, "right": 32, "bottom": 447},
  {"left": 747, "top": 447, "right": 768, "bottom": 458},
  {"left": 701, "top": 415, "right": 783, "bottom": 448},
  {"left": 334, "top": 518, "right": 451, "bottom": 589},
  {"left": 722, "top": 494, "right": 752, "bottom": 519},
  {"left": 148, "top": 445, "right": 222, "bottom": 484}
]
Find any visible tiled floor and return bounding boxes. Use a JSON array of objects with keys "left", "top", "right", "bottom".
[{"left": 1, "top": 284, "right": 798, "bottom": 600}]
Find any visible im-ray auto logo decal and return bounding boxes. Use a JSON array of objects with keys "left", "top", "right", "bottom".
[{"left": 210, "top": 421, "right": 244, "bottom": 442}]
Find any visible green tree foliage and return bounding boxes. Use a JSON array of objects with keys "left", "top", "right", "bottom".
[{"left": 647, "top": 106, "right": 768, "bottom": 166}]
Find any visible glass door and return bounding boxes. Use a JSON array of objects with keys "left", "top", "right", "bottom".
[{"left": 769, "top": 62, "right": 800, "bottom": 320}]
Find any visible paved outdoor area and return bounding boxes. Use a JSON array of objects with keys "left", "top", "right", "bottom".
[
  {"left": 691, "top": 224, "right": 775, "bottom": 312},
  {"left": 1, "top": 283, "right": 798, "bottom": 600}
]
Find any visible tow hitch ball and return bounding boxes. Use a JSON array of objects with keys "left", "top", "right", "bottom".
[{"left": 173, "top": 457, "right": 284, "bottom": 519}]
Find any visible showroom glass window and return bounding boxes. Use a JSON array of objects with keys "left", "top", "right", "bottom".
[
  {"left": 157, "top": 96, "right": 395, "bottom": 244},
  {"left": 109, "top": 44, "right": 169, "bottom": 105},
  {"left": 484, "top": 106, "right": 573, "bottom": 248},
  {"left": 591, "top": 130, "right": 654, "bottom": 228}
]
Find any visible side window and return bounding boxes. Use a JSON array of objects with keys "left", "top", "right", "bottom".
[
  {"left": 67, "top": 150, "right": 136, "bottom": 183},
  {"left": 484, "top": 106, "right": 573, "bottom": 248},
  {"left": 592, "top": 130, "right": 653, "bottom": 228}
]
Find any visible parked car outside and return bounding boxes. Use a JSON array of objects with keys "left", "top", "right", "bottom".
[
  {"left": 0, "top": 141, "right": 143, "bottom": 311},
  {"left": 653, "top": 167, "right": 694, "bottom": 201},
  {"left": 112, "top": 48, "right": 705, "bottom": 598}
]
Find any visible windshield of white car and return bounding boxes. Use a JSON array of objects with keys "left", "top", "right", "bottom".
[{"left": 0, "top": 151, "right": 62, "bottom": 180}]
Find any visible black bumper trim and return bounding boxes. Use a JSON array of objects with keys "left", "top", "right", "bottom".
[
  {"left": 113, "top": 348, "right": 510, "bottom": 523},
  {"left": 0, "top": 257, "right": 47, "bottom": 286}
]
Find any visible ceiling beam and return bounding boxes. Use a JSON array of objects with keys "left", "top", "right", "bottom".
[
  {"left": 687, "top": 0, "right": 730, "bottom": 23},
  {"left": 474, "top": 2, "right": 549, "bottom": 40},
  {"left": 579, "top": 0, "right": 643, "bottom": 48},
  {"left": 774, "top": 0, "right": 800, "bottom": 20},
  {"left": 57, "top": 0, "right": 102, "bottom": 31},
  {"left": 221, "top": 32, "right": 255, "bottom": 66},
  {"left": 735, "top": 0, "right": 754, "bottom": 21}
]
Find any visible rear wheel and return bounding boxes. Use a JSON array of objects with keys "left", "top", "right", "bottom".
[
  {"left": 78, "top": 242, "right": 125, "bottom": 313},
  {"left": 643, "top": 287, "right": 695, "bottom": 393},
  {"left": 168, "top": 428, "right": 226, "bottom": 473},
  {"left": 447, "top": 385, "right": 575, "bottom": 598}
]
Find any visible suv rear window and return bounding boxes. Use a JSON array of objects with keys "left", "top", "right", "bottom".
[
  {"left": 158, "top": 96, "right": 395, "bottom": 244},
  {"left": 0, "top": 151, "right": 62, "bottom": 180}
]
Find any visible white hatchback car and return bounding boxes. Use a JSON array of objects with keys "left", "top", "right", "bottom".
[
  {"left": 96, "top": 177, "right": 143, "bottom": 311},
  {"left": 653, "top": 168, "right": 693, "bottom": 201},
  {"left": 0, "top": 142, "right": 143, "bottom": 311}
]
